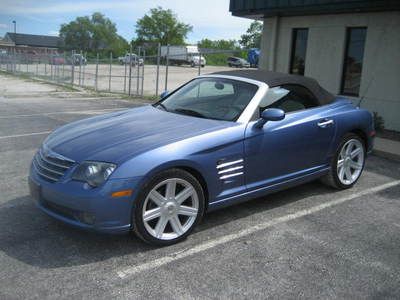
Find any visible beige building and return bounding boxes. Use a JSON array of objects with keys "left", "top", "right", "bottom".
[{"left": 230, "top": 1, "right": 400, "bottom": 131}]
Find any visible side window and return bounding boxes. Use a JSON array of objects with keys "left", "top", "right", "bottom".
[{"left": 259, "top": 84, "right": 319, "bottom": 115}]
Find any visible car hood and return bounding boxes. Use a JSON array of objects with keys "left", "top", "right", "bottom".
[{"left": 45, "top": 105, "right": 234, "bottom": 164}]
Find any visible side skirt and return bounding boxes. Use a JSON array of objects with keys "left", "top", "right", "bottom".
[{"left": 207, "top": 167, "right": 330, "bottom": 211}]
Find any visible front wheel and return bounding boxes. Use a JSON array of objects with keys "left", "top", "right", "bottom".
[
  {"left": 321, "top": 133, "right": 366, "bottom": 189},
  {"left": 133, "top": 169, "right": 205, "bottom": 246}
]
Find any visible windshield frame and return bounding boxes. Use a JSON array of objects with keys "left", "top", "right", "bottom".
[{"left": 155, "top": 75, "right": 268, "bottom": 123}]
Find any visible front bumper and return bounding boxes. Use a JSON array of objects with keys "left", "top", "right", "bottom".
[{"left": 29, "top": 163, "right": 143, "bottom": 234}]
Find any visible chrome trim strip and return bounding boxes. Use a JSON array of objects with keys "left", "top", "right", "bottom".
[
  {"left": 220, "top": 172, "right": 244, "bottom": 180},
  {"left": 216, "top": 159, "right": 244, "bottom": 169},
  {"left": 218, "top": 166, "right": 243, "bottom": 174},
  {"left": 196, "top": 74, "right": 269, "bottom": 124},
  {"left": 34, "top": 155, "right": 64, "bottom": 176},
  {"left": 32, "top": 160, "right": 59, "bottom": 182},
  {"left": 39, "top": 149, "right": 71, "bottom": 169}
]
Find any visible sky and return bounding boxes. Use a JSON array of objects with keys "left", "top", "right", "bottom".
[{"left": 0, "top": 0, "right": 253, "bottom": 43}]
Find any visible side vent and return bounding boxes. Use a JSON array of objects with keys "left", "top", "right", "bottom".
[{"left": 216, "top": 159, "right": 244, "bottom": 180}]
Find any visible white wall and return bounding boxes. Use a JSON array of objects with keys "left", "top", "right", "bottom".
[{"left": 260, "top": 11, "right": 400, "bottom": 131}]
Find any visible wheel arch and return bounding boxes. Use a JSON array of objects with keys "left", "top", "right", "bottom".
[
  {"left": 349, "top": 128, "right": 368, "bottom": 150},
  {"left": 135, "top": 161, "right": 210, "bottom": 210},
  {"left": 175, "top": 166, "right": 209, "bottom": 210}
]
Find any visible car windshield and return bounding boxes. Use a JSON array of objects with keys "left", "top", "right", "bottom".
[{"left": 156, "top": 78, "right": 258, "bottom": 121}]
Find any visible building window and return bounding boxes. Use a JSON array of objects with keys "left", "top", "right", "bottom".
[
  {"left": 289, "top": 28, "right": 309, "bottom": 75},
  {"left": 341, "top": 27, "right": 367, "bottom": 96}
]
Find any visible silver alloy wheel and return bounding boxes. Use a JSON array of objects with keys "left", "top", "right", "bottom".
[
  {"left": 337, "top": 138, "right": 364, "bottom": 185},
  {"left": 142, "top": 178, "right": 199, "bottom": 240}
]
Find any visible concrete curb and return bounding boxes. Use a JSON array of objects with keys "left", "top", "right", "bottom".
[{"left": 373, "top": 137, "right": 400, "bottom": 162}]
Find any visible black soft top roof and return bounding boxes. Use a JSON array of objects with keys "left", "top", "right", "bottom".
[{"left": 210, "top": 70, "right": 335, "bottom": 105}]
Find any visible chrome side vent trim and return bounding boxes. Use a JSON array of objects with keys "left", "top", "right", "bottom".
[
  {"left": 216, "top": 159, "right": 243, "bottom": 169},
  {"left": 218, "top": 166, "right": 243, "bottom": 174},
  {"left": 220, "top": 172, "right": 244, "bottom": 180},
  {"left": 217, "top": 159, "right": 244, "bottom": 180}
]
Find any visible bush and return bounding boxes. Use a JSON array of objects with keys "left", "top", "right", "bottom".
[{"left": 373, "top": 112, "right": 385, "bottom": 132}]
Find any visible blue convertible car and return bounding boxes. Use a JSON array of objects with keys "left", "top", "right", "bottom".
[{"left": 29, "top": 70, "right": 374, "bottom": 245}]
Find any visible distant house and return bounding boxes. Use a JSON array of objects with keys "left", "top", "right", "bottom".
[
  {"left": 0, "top": 38, "right": 15, "bottom": 53},
  {"left": 230, "top": 0, "right": 400, "bottom": 131},
  {"left": 2, "top": 32, "right": 64, "bottom": 55}
]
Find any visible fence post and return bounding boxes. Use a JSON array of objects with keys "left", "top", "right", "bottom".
[
  {"left": 82, "top": 51, "right": 86, "bottom": 86},
  {"left": 14, "top": 49, "right": 17, "bottom": 73},
  {"left": 128, "top": 45, "right": 132, "bottom": 96},
  {"left": 50, "top": 57, "right": 53, "bottom": 80},
  {"left": 141, "top": 49, "right": 145, "bottom": 96},
  {"left": 165, "top": 44, "right": 169, "bottom": 92},
  {"left": 79, "top": 50, "right": 82, "bottom": 85},
  {"left": 155, "top": 43, "right": 160, "bottom": 97},
  {"left": 136, "top": 47, "right": 141, "bottom": 95},
  {"left": 71, "top": 50, "right": 75, "bottom": 86},
  {"left": 95, "top": 53, "right": 99, "bottom": 91},
  {"left": 108, "top": 52, "right": 112, "bottom": 92},
  {"left": 198, "top": 51, "right": 201, "bottom": 76},
  {"left": 56, "top": 59, "right": 59, "bottom": 83},
  {"left": 123, "top": 53, "right": 127, "bottom": 93},
  {"left": 62, "top": 52, "right": 65, "bottom": 80}
]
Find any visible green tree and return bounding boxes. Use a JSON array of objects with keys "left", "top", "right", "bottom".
[
  {"left": 59, "top": 12, "right": 128, "bottom": 56},
  {"left": 239, "top": 21, "right": 262, "bottom": 49},
  {"left": 133, "top": 7, "right": 192, "bottom": 51}
]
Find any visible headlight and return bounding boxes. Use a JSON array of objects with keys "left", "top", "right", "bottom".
[{"left": 72, "top": 161, "right": 116, "bottom": 187}]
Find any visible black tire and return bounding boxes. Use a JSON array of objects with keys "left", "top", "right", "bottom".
[
  {"left": 320, "top": 133, "right": 366, "bottom": 189},
  {"left": 133, "top": 168, "right": 205, "bottom": 246},
  {"left": 190, "top": 62, "right": 195, "bottom": 67}
]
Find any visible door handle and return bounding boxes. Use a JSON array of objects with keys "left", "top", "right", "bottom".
[{"left": 317, "top": 119, "right": 334, "bottom": 128}]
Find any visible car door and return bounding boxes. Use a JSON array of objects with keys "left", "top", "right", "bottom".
[{"left": 244, "top": 84, "right": 336, "bottom": 190}]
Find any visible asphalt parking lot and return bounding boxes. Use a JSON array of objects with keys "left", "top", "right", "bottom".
[{"left": 0, "top": 74, "right": 400, "bottom": 299}]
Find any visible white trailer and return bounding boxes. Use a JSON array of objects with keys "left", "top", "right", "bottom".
[{"left": 160, "top": 45, "right": 206, "bottom": 67}]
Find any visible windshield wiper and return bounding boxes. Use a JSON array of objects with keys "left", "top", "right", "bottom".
[
  {"left": 173, "top": 108, "right": 207, "bottom": 119},
  {"left": 155, "top": 103, "right": 169, "bottom": 112}
]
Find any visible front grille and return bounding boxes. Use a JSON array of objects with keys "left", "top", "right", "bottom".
[{"left": 32, "top": 148, "right": 75, "bottom": 182}]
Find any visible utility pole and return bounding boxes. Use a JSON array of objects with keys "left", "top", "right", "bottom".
[
  {"left": 12, "top": 20, "right": 16, "bottom": 35},
  {"left": 12, "top": 20, "right": 16, "bottom": 73}
]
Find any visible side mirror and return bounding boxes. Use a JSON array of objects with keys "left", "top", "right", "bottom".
[
  {"left": 255, "top": 108, "right": 285, "bottom": 128},
  {"left": 160, "top": 90, "right": 169, "bottom": 99}
]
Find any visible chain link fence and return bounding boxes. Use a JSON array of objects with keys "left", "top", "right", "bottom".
[{"left": 0, "top": 46, "right": 249, "bottom": 97}]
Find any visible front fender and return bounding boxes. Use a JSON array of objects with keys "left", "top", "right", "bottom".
[{"left": 110, "top": 124, "right": 246, "bottom": 204}]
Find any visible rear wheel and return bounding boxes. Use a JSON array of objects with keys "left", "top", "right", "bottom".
[
  {"left": 133, "top": 169, "right": 205, "bottom": 246},
  {"left": 321, "top": 133, "right": 365, "bottom": 189}
]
